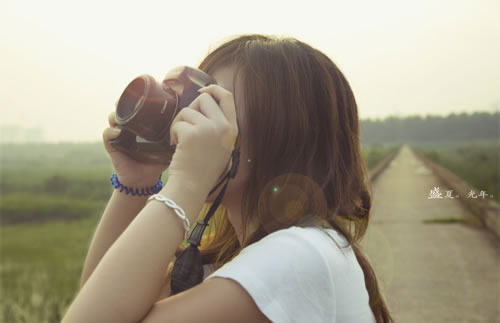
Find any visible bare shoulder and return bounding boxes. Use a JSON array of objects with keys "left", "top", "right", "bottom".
[{"left": 141, "top": 277, "right": 271, "bottom": 323}]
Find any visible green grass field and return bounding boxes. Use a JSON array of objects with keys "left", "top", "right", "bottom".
[
  {"left": 361, "top": 143, "right": 399, "bottom": 170},
  {"left": 1, "top": 215, "right": 101, "bottom": 322},
  {"left": 412, "top": 139, "right": 499, "bottom": 203},
  {"left": 0, "top": 143, "right": 112, "bottom": 322},
  {"left": 0, "top": 141, "right": 401, "bottom": 322}
]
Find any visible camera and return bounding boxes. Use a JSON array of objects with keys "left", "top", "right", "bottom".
[{"left": 110, "top": 66, "right": 217, "bottom": 164}]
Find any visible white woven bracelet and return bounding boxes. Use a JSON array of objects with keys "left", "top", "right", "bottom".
[{"left": 147, "top": 194, "right": 191, "bottom": 241}]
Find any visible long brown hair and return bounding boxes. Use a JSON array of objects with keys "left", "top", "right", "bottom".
[{"left": 162, "top": 34, "right": 394, "bottom": 322}]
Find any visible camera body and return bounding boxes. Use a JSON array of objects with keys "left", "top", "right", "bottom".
[{"left": 110, "top": 66, "right": 217, "bottom": 164}]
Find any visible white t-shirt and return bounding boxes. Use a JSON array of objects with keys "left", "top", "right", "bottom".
[{"left": 203, "top": 224, "right": 376, "bottom": 323}]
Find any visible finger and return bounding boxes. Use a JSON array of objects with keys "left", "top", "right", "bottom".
[
  {"left": 168, "top": 107, "right": 205, "bottom": 144},
  {"left": 172, "top": 106, "right": 208, "bottom": 127},
  {"left": 170, "top": 120, "right": 193, "bottom": 146},
  {"left": 103, "top": 127, "right": 122, "bottom": 141},
  {"left": 197, "top": 85, "right": 237, "bottom": 125},
  {"left": 197, "top": 86, "right": 239, "bottom": 150},
  {"left": 102, "top": 127, "right": 121, "bottom": 151},
  {"left": 108, "top": 111, "right": 117, "bottom": 127},
  {"left": 187, "top": 92, "right": 226, "bottom": 125}
]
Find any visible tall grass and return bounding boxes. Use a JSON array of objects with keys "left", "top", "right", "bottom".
[
  {"left": 361, "top": 143, "right": 399, "bottom": 170},
  {"left": 414, "top": 140, "right": 499, "bottom": 203},
  {"left": 1, "top": 215, "right": 101, "bottom": 322}
]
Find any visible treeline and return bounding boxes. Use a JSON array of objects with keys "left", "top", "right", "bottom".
[{"left": 360, "top": 111, "right": 499, "bottom": 145}]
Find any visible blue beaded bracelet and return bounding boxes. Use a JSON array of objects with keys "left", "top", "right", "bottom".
[{"left": 110, "top": 173, "right": 163, "bottom": 196}]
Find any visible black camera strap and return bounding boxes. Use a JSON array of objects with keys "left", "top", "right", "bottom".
[{"left": 170, "top": 144, "right": 241, "bottom": 295}]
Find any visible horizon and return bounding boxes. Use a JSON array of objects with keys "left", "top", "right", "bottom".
[{"left": 1, "top": 110, "right": 497, "bottom": 144}]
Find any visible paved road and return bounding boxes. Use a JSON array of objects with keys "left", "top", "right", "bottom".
[{"left": 360, "top": 145, "right": 500, "bottom": 323}]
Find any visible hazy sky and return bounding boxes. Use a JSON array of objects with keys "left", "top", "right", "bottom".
[{"left": 1, "top": 0, "right": 499, "bottom": 142}]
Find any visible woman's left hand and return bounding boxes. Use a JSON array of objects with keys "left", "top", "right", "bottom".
[{"left": 166, "top": 84, "right": 239, "bottom": 195}]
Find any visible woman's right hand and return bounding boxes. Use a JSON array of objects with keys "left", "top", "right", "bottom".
[{"left": 102, "top": 111, "right": 169, "bottom": 188}]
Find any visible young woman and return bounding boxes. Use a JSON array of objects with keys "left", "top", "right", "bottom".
[{"left": 63, "top": 34, "right": 394, "bottom": 322}]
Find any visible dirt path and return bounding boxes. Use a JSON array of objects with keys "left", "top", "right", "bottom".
[{"left": 360, "top": 144, "right": 500, "bottom": 323}]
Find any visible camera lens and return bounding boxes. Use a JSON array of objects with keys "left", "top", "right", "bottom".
[
  {"left": 116, "top": 77, "right": 146, "bottom": 120},
  {"left": 114, "top": 75, "right": 179, "bottom": 141}
]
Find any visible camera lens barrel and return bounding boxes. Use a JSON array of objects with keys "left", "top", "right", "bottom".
[{"left": 115, "top": 75, "right": 178, "bottom": 142}]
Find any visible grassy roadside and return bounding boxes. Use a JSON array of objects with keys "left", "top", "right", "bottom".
[{"left": 412, "top": 140, "right": 499, "bottom": 203}]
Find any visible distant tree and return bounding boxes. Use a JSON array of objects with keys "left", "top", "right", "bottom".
[{"left": 360, "top": 111, "right": 499, "bottom": 145}]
